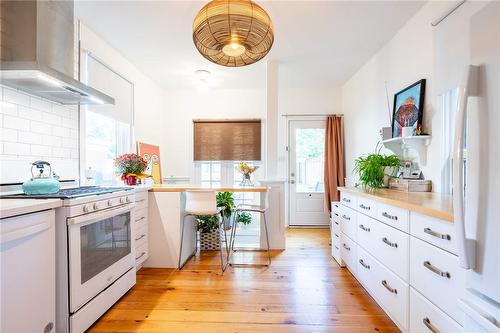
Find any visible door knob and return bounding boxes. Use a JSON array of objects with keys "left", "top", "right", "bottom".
[{"left": 290, "top": 180, "right": 295, "bottom": 184}]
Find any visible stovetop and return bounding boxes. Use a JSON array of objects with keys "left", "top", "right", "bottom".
[{"left": 1, "top": 186, "right": 133, "bottom": 199}]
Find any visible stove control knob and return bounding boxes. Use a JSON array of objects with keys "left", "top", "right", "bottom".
[
  {"left": 93, "top": 203, "right": 99, "bottom": 210},
  {"left": 120, "top": 197, "right": 125, "bottom": 204},
  {"left": 107, "top": 200, "right": 113, "bottom": 207},
  {"left": 126, "top": 196, "right": 131, "bottom": 203},
  {"left": 83, "top": 204, "right": 90, "bottom": 213}
]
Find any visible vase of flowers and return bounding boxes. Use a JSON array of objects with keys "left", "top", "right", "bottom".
[
  {"left": 114, "top": 153, "right": 149, "bottom": 186},
  {"left": 236, "top": 162, "right": 258, "bottom": 186}
]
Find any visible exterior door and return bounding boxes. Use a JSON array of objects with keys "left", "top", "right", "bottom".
[{"left": 288, "top": 119, "right": 329, "bottom": 226}]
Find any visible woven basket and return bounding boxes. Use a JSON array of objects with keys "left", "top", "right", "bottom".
[{"left": 200, "top": 229, "right": 220, "bottom": 250}]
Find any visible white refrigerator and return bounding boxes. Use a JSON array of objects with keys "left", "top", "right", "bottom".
[{"left": 451, "top": 2, "right": 500, "bottom": 332}]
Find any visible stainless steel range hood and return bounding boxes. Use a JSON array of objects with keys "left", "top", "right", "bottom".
[{"left": 0, "top": 0, "right": 114, "bottom": 105}]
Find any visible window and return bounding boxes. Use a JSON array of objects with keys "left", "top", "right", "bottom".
[
  {"left": 295, "top": 128, "right": 325, "bottom": 193},
  {"left": 81, "top": 52, "right": 134, "bottom": 185}
]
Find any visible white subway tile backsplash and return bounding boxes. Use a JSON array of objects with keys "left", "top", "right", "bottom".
[
  {"left": 3, "top": 114, "right": 30, "bottom": 131},
  {"left": 18, "top": 106, "right": 43, "bottom": 121},
  {"left": 3, "top": 142, "right": 30, "bottom": 155},
  {"left": 52, "top": 126, "right": 71, "bottom": 138},
  {"left": 18, "top": 131, "right": 42, "bottom": 144},
  {"left": 4, "top": 88, "right": 30, "bottom": 106},
  {"left": 30, "top": 97, "right": 52, "bottom": 113},
  {"left": 31, "top": 144, "right": 52, "bottom": 156},
  {"left": 42, "top": 112, "right": 62, "bottom": 126},
  {"left": 52, "top": 147, "right": 71, "bottom": 158},
  {"left": 0, "top": 128, "right": 18, "bottom": 142},
  {"left": 1, "top": 86, "right": 79, "bottom": 184},
  {"left": 42, "top": 134, "right": 62, "bottom": 147},
  {"left": 30, "top": 121, "right": 52, "bottom": 134},
  {"left": 0, "top": 101, "right": 18, "bottom": 115}
]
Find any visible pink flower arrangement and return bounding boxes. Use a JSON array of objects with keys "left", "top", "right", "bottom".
[{"left": 114, "top": 153, "right": 148, "bottom": 176}]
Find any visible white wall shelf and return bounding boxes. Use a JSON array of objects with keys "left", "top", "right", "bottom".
[{"left": 381, "top": 135, "right": 431, "bottom": 164}]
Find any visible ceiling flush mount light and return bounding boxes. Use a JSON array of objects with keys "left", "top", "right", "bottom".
[{"left": 192, "top": 0, "right": 274, "bottom": 67}]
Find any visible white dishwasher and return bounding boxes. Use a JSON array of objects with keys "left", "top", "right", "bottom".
[{"left": 0, "top": 209, "right": 56, "bottom": 333}]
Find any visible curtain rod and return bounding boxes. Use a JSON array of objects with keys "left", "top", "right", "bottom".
[
  {"left": 281, "top": 114, "right": 344, "bottom": 117},
  {"left": 431, "top": 0, "right": 466, "bottom": 27}
]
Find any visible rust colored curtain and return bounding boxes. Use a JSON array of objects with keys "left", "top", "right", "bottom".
[{"left": 324, "top": 116, "right": 345, "bottom": 211}]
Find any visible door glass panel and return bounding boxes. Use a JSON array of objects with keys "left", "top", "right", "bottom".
[
  {"left": 80, "top": 212, "right": 131, "bottom": 284},
  {"left": 295, "top": 128, "right": 325, "bottom": 193}
]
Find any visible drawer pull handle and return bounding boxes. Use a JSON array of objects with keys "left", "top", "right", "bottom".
[
  {"left": 382, "top": 212, "right": 398, "bottom": 220},
  {"left": 334, "top": 233, "right": 339, "bottom": 237},
  {"left": 334, "top": 245, "right": 339, "bottom": 250},
  {"left": 359, "top": 204, "right": 370, "bottom": 210},
  {"left": 424, "top": 261, "right": 451, "bottom": 278},
  {"left": 382, "top": 237, "right": 398, "bottom": 248},
  {"left": 342, "top": 243, "right": 350, "bottom": 251},
  {"left": 381, "top": 280, "right": 397, "bottom": 294},
  {"left": 342, "top": 198, "right": 351, "bottom": 203},
  {"left": 135, "top": 234, "right": 146, "bottom": 241},
  {"left": 334, "top": 212, "right": 339, "bottom": 217},
  {"left": 135, "top": 216, "right": 146, "bottom": 222},
  {"left": 342, "top": 214, "right": 351, "bottom": 221},
  {"left": 359, "top": 224, "right": 371, "bottom": 232},
  {"left": 359, "top": 259, "right": 370, "bottom": 269},
  {"left": 334, "top": 221, "right": 339, "bottom": 225},
  {"left": 423, "top": 317, "right": 442, "bottom": 333},
  {"left": 424, "top": 228, "right": 451, "bottom": 240},
  {"left": 136, "top": 199, "right": 146, "bottom": 203},
  {"left": 136, "top": 252, "right": 146, "bottom": 260}
]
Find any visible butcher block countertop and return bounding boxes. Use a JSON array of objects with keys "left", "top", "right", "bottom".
[
  {"left": 0, "top": 199, "right": 62, "bottom": 219},
  {"left": 150, "top": 185, "right": 268, "bottom": 193},
  {"left": 339, "top": 187, "right": 454, "bottom": 222}
]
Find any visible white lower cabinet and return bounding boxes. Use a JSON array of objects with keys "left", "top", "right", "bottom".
[
  {"left": 410, "top": 236, "right": 465, "bottom": 326},
  {"left": 410, "top": 287, "right": 463, "bottom": 333},
  {"left": 133, "top": 189, "right": 150, "bottom": 269},
  {"left": 339, "top": 190, "right": 463, "bottom": 333}
]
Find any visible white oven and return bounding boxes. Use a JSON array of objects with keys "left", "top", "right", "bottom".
[{"left": 67, "top": 203, "right": 135, "bottom": 313}]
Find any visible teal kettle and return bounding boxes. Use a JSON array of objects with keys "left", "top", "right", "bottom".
[{"left": 22, "top": 161, "right": 61, "bottom": 195}]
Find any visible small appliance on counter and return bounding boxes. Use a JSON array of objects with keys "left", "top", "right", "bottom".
[{"left": 22, "top": 161, "right": 61, "bottom": 195}]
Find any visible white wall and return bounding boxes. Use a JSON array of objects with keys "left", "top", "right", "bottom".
[
  {"left": 162, "top": 88, "right": 266, "bottom": 178},
  {"left": 341, "top": 1, "right": 488, "bottom": 192}
]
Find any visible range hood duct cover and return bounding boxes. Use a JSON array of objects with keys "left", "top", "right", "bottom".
[{"left": 0, "top": 0, "right": 114, "bottom": 105}]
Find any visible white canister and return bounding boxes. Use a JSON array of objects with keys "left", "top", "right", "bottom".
[{"left": 402, "top": 126, "right": 414, "bottom": 137}]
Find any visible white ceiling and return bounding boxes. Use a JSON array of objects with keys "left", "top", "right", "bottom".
[{"left": 75, "top": 0, "right": 426, "bottom": 90}]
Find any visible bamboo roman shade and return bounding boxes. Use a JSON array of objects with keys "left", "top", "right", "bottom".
[{"left": 193, "top": 120, "right": 261, "bottom": 161}]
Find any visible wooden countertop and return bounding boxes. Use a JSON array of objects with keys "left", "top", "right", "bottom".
[
  {"left": 339, "top": 187, "right": 454, "bottom": 222},
  {"left": 149, "top": 185, "right": 268, "bottom": 193},
  {"left": 0, "top": 198, "right": 62, "bottom": 219}
]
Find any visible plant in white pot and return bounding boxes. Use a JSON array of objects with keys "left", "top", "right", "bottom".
[{"left": 354, "top": 144, "right": 400, "bottom": 189}]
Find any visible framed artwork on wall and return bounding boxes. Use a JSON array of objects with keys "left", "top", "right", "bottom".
[
  {"left": 391, "top": 79, "right": 426, "bottom": 138},
  {"left": 137, "top": 142, "right": 162, "bottom": 184}
]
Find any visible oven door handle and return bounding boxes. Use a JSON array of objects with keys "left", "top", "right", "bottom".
[{"left": 67, "top": 204, "right": 134, "bottom": 227}]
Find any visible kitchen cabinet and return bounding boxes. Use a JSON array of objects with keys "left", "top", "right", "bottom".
[
  {"left": 133, "top": 188, "right": 150, "bottom": 269},
  {"left": 339, "top": 188, "right": 463, "bottom": 333},
  {"left": 0, "top": 209, "right": 56, "bottom": 333},
  {"left": 330, "top": 201, "right": 344, "bottom": 266}
]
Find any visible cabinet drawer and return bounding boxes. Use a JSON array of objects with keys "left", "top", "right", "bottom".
[
  {"left": 331, "top": 201, "right": 341, "bottom": 215},
  {"left": 340, "top": 233, "right": 357, "bottom": 275},
  {"left": 357, "top": 246, "right": 377, "bottom": 293},
  {"left": 135, "top": 207, "right": 148, "bottom": 223},
  {"left": 135, "top": 241, "right": 148, "bottom": 266},
  {"left": 410, "top": 287, "right": 463, "bottom": 333},
  {"left": 358, "top": 213, "right": 409, "bottom": 281},
  {"left": 340, "top": 192, "right": 357, "bottom": 210},
  {"left": 357, "top": 197, "right": 377, "bottom": 219},
  {"left": 410, "top": 237, "right": 465, "bottom": 325},
  {"left": 410, "top": 212, "right": 457, "bottom": 255},
  {"left": 331, "top": 216, "right": 341, "bottom": 233},
  {"left": 371, "top": 255, "right": 409, "bottom": 331},
  {"left": 331, "top": 230, "right": 343, "bottom": 266},
  {"left": 376, "top": 202, "right": 409, "bottom": 232},
  {"left": 135, "top": 191, "right": 148, "bottom": 210},
  {"left": 135, "top": 222, "right": 148, "bottom": 248},
  {"left": 340, "top": 206, "right": 357, "bottom": 241}
]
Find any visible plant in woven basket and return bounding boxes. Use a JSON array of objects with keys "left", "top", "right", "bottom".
[
  {"left": 196, "top": 215, "right": 220, "bottom": 233},
  {"left": 354, "top": 144, "right": 400, "bottom": 189}
]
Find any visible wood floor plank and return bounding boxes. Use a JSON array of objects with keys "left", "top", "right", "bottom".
[{"left": 88, "top": 229, "right": 400, "bottom": 333}]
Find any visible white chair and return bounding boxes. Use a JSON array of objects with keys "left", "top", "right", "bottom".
[
  {"left": 228, "top": 190, "right": 271, "bottom": 267},
  {"left": 178, "top": 190, "right": 228, "bottom": 271}
]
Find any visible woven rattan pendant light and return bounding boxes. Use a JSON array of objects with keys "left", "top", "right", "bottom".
[{"left": 192, "top": 0, "right": 274, "bottom": 67}]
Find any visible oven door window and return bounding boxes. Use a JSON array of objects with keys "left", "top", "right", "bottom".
[{"left": 80, "top": 212, "right": 131, "bottom": 284}]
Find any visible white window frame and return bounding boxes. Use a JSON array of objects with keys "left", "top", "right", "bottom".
[{"left": 79, "top": 50, "right": 135, "bottom": 185}]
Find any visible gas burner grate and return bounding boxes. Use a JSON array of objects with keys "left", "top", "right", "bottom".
[{"left": 1, "top": 186, "right": 132, "bottom": 199}]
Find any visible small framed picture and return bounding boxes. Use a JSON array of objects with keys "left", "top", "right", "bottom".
[{"left": 392, "top": 79, "right": 426, "bottom": 138}]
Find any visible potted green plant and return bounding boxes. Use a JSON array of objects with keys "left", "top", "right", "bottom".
[
  {"left": 354, "top": 144, "right": 400, "bottom": 189},
  {"left": 197, "top": 214, "right": 221, "bottom": 250}
]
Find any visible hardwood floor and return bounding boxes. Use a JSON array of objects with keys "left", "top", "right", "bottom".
[{"left": 88, "top": 228, "right": 400, "bottom": 333}]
